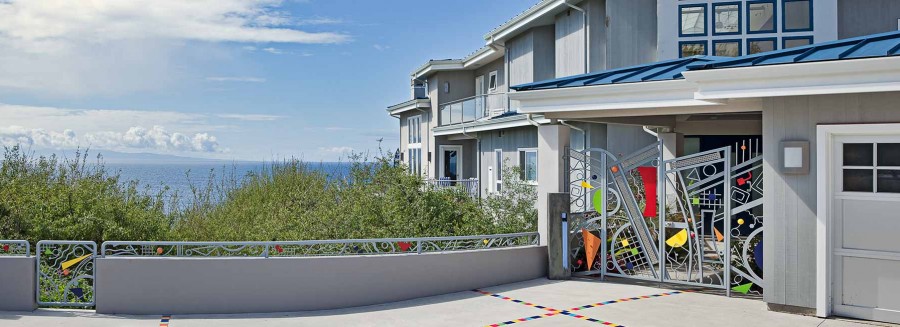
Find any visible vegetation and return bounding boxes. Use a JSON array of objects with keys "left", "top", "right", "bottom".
[{"left": 0, "top": 146, "right": 537, "bottom": 244}]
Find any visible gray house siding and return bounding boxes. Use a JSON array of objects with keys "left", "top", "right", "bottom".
[
  {"left": 762, "top": 91, "right": 900, "bottom": 309},
  {"left": 508, "top": 26, "right": 555, "bottom": 88},
  {"left": 478, "top": 127, "right": 539, "bottom": 194},
  {"left": 838, "top": 0, "right": 900, "bottom": 38},
  {"left": 606, "top": 0, "right": 657, "bottom": 69},
  {"left": 475, "top": 58, "right": 505, "bottom": 95}
]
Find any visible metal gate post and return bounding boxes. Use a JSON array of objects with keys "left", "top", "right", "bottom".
[
  {"left": 658, "top": 140, "right": 667, "bottom": 283},
  {"left": 725, "top": 150, "right": 733, "bottom": 297},
  {"left": 600, "top": 154, "right": 607, "bottom": 280}
]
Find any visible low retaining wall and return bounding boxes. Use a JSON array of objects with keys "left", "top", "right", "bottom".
[
  {"left": 96, "top": 246, "right": 547, "bottom": 314},
  {"left": 0, "top": 257, "right": 36, "bottom": 311}
]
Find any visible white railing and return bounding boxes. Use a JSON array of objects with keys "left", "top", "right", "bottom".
[
  {"left": 426, "top": 178, "right": 479, "bottom": 198},
  {"left": 439, "top": 93, "right": 510, "bottom": 126}
]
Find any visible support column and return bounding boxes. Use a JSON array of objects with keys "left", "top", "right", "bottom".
[
  {"left": 537, "top": 123, "right": 570, "bottom": 246},
  {"left": 658, "top": 132, "right": 684, "bottom": 161}
]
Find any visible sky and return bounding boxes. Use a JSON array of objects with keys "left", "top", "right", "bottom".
[{"left": 0, "top": 0, "right": 536, "bottom": 162}]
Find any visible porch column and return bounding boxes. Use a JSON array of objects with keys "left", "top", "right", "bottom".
[{"left": 537, "top": 123, "right": 570, "bottom": 246}]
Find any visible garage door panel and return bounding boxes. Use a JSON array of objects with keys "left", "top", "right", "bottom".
[
  {"left": 841, "top": 199, "right": 900, "bottom": 253},
  {"left": 841, "top": 257, "right": 900, "bottom": 310}
]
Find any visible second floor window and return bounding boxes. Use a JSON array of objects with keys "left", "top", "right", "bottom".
[
  {"left": 680, "top": 4, "right": 707, "bottom": 36},
  {"left": 407, "top": 115, "right": 422, "bottom": 175},
  {"left": 713, "top": 2, "right": 741, "bottom": 35},
  {"left": 488, "top": 71, "right": 498, "bottom": 93},
  {"left": 748, "top": 0, "right": 776, "bottom": 33}
]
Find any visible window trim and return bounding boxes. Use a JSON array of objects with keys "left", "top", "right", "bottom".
[
  {"left": 712, "top": 2, "right": 742, "bottom": 36},
  {"left": 782, "top": 0, "right": 814, "bottom": 33},
  {"left": 488, "top": 71, "right": 498, "bottom": 93},
  {"left": 712, "top": 39, "right": 743, "bottom": 57},
  {"left": 746, "top": 0, "right": 777, "bottom": 34},
  {"left": 407, "top": 115, "right": 423, "bottom": 175},
  {"left": 678, "top": 40, "right": 708, "bottom": 58},
  {"left": 517, "top": 148, "right": 538, "bottom": 185},
  {"left": 678, "top": 3, "right": 708, "bottom": 37},
  {"left": 782, "top": 35, "right": 814, "bottom": 49},
  {"left": 746, "top": 37, "right": 778, "bottom": 55}
]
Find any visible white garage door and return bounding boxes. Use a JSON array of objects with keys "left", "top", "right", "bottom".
[{"left": 833, "top": 135, "right": 900, "bottom": 323}]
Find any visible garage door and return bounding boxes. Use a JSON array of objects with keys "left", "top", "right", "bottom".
[{"left": 833, "top": 136, "right": 900, "bottom": 323}]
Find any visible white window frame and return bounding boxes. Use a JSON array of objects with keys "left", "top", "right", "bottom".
[
  {"left": 493, "top": 149, "right": 503, "bottom": 193},
  {"left": 438, "top": 145, "right": 463, "bottom": 180},
  {"left": 488, "top": 71, "right": 498, "bottom": 93},
  {"left": 518, "top": 148, "right": 538, "bottom": 185},
  {"left": 407, "top": 115, "right": 422, "bottom": 175}
]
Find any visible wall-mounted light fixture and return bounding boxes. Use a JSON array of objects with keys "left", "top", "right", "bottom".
[{"left": 781, "top": 140, "right": 809, "bottom": 175}]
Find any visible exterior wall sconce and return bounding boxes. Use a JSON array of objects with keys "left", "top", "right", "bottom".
[{"left": 781, "top": 140, "right": 809, "bottom": 175}]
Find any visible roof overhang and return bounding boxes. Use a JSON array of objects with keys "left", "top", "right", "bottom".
[
  {"left": 387, "top": 98, "right": 431, "bottom": 115},
  {"left": 483, "top": 0, "right": 566, "bottom": 44},
  {"left": 509, "top": 80, "right": 722, "bottom": 115},
  {"left": 412, "top": 47, "right": 504, "bottom": 79},
  {"left": 684, "top": 56, "right": 900, "bottom": 100},
  {"left": 433, "top": 114, "right": 551, "bottom": 136}
]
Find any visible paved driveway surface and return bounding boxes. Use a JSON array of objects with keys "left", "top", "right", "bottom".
[{"left": 0, "top": 278, "right": 892, "bottom": 327}]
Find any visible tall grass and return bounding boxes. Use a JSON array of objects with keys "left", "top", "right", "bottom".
[{"left": 0, "top": 146, "right": 537, "bottom": 243}]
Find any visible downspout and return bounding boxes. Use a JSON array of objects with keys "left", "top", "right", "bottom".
[
  {"left": 560, "top": 120, "right": 587, "bottom": 150},
  {"left": 526, "top": 114, "right": 543, "bottom": 128},
  {"left": 564, "top": 0, "right": 589, "bottom": 74},
  {"left": 642, "top": 126, "right": 658, "bottom": 138},
  {"left": 489, "top": 35, "right": 511, "bottom": 113}
]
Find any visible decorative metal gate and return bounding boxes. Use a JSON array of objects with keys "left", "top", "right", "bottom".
[
  {"left": 566, "top": 139, "right": 763, "bottom": 296},
  {"left": 37, "top": 241, "right": 97, "bottom": 307}
]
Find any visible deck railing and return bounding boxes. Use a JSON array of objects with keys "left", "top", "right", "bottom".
[
  {"left": 439, "top": 93, "right": 510, "bottom": 126},
  {"left": 425, "top": 178, "right": 479, "bottom": 198}
]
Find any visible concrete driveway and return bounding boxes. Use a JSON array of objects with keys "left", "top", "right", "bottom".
[{"left": 0, "top": 278, "right": 891, "bottom": 327}]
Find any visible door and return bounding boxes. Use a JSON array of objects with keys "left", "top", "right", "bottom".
[
  {"left": 440, "top": 145, "right": 463, "bottom": 181},
  {"left": 832, "top": 135, "right": 900, "bottom": 323},
  {"left": 475, "top": 75, "right": 485, "bottom": 118}
]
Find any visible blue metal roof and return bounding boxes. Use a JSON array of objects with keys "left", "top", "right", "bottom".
[
  {"left": 689, "top": 30, "right": 900, "bottom": 70},
  {"left": 510, "top": 56, "right": 725, "bottom": 91}
]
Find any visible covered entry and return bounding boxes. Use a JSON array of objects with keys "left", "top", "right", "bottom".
[{"left": 819, "top": 125, "right": 900, "bottom": 323}]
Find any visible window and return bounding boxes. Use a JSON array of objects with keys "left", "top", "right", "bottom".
[
  {"left": 518, "top": 149, "right": 538, "bottom": 184},
  {"left": 407, "top": 116, "right": 422, "bottom": 175},
  {"left": 783, "top": 0, "right": 812, "bottom": 32},
  {"left": 747, "top": 0, "right": 776, "bottom": 33},
  {"left": 747, "top": 38, "right": 777, "bottom": 54},
  {"left": 494, "top": 149, "right": 503, "bottom": 192},
  {"left": 488, "top": 71, "right": 498, "bottom": 93},
  {"left": 841, "top": 143, "right": 900, "bottom": 193},
  {"left": 679, "top": 41, "right": 707, "bottom": 58},
  {"left": 679, "top": 4, "right": 707, "bottom": 36},
  {"left": 783, "top": 36, "right": 813, "bottom": 49},
  {"left": 713, "top": 40, "right": 741, "bottom": 57},
  {"left": 443, "top": 81, "right": 450, "bottom": 94},
  {"left": 713, "top": 2, "right": 741, "bottom": 35}
]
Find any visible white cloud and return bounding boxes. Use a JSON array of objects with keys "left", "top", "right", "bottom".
[
  {"left": 205, "top": 77, "right": 267, "bottom": 83},
  {"left": 322, "top": 146, "right": 354, "bottom": 154},
  {"left": 1, "top": 125, "right": 223, "bottom": 153},
  {"left": 373, "top": 44, "right": 390, "bottom": 51},
  {"left": 295, "top": 17, "right": 343, "bottom": 26},
  {"left": 218, "top": 114, "right": 282, "bottom": 121},
  {"left": 0, "top": 0, "right": 349, "bottom": 95}
]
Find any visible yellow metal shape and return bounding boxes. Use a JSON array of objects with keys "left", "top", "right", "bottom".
[
  {"left": 665, "top": 229, "right": 688, "bottom": 248},
  {"left": 61, "top": 254, "right": 92, "bottom": 271}
]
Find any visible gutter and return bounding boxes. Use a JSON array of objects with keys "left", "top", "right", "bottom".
[
  {"left": 526, "top": 114, "right": 543, "bottom": 127},
  {"left": 564, "top": 0, "right": 589, "bottom": 74}
]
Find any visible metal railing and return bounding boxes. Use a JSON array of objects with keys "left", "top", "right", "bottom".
[
  {"left": 439, "top": 93, "right": 510, "bottom": 126},
  {"left": 425, "top": 178, "right": 479, "bottom": 198},
  {"left": 100, "top": 232, "right": 538, "bottom": 257},
  {"left": 0, "top": 240, "right": 30, "bottom": 256}
]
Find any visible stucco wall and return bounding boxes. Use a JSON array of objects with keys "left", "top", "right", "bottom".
[
  {"left": 95, "top": 246, "right": 548, "bottom": 315},
  {"left": 0, "top": 257, "right": 36, "bottom": 312},
  {"left": 762, "top": 91, "right": 900, "bottom": 309}
]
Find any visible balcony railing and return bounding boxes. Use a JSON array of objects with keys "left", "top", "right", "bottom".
[
  {"left": 425, "top": 178, "right": 479, "bottom": 198},
  {"left": 439, "top": 93, "right": 510, "bottom": 126}
]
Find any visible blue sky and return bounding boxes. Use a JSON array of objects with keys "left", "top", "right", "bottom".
[{"left": 0, "top": 0, "right": 536, "bottom": 162}]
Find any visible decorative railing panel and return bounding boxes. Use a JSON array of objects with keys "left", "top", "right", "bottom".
[
  {"left": 0, "top": 240, "right": 29, "bottom": 256},
  {"left": 36, "top": 241, "right": 96, "bottom": 307},
  {"left": 439, "top": 93, "right": 510, "bottom": 126},
  {"left": 101, "top": 232, "right": 539, "bottom": 257},
  {"left": 425, "top": 178, "right": 479, "bottom": 198}
]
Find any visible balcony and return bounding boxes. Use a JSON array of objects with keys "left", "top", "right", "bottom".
[
  {"left": 425, "top": 178, "right": 479, "bottom": 198},
  {"left": 439, "top": 93, "right": 510, "bottom": 126}
]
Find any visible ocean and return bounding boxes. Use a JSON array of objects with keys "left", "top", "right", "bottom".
[{"left": 103, "top": 161, "right": 352, "bottom": 206}]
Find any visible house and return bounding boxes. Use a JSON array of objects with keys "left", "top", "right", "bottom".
[
  {"left": 510, "top": 30, "right": 900, "bottom": 324},
  {"left": 387, "top": 0, "right": 660, "bottom": 196}
]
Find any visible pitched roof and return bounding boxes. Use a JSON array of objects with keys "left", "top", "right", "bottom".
[
  {"left": 510, "top": 56, "right": 724, "bottom": 91},
  {"left": 689, "top": 30, "right": 900, "bottom": 70}
]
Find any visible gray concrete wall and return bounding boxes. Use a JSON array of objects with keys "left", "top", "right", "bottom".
[
  {"left": 0, "top": 257, "right": 36, "bottom": 312},
  {"left": 95, "top": 246, "right": 547, "bottom": 315},
  {"left": 838, "top": 0, "right": 900, "bottom": 38},
  {"left": 762, "top": 91, "right": 900, "bottom": 309}
]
